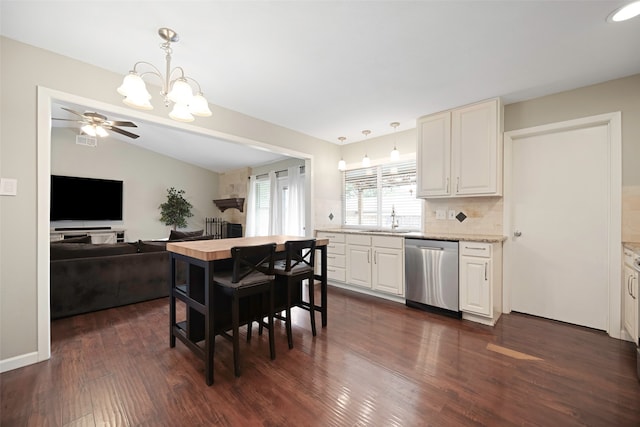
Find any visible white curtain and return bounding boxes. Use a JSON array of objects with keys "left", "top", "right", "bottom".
[
  {"left": 245, "top": 175, "right": 258, "bottom": 237},
  {"left": 268, "top": 171, "right": 280, "bottom": 235},
  {"left": 246, "top": 167, "right": 305, "bottom": 237},
  {"left": 285, "top": 166, "right": 305, "bottom": 236}
]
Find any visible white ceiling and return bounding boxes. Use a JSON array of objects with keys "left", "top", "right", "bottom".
[
  {"left": 50, "top": 101, "right": 289, "bottom": 173},
  {"left": 3, "top": 1, "right": 640, "bottom": 168}
]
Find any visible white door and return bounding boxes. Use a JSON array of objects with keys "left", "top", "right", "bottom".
[{"left": 507, "top": 122, "right": 614, "bottom": 330}]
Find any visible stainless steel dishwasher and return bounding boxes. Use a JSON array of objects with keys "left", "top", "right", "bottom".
[{"left": 405, "top": 238, "right": 460, "bottom": 317}]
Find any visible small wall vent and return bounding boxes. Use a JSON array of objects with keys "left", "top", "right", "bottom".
[{"left": 76, "top": 134, "right": 97, "bottom": 147}]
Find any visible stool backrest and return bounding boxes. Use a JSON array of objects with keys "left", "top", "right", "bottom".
[
  {"left": 230, "top": 243, "right": 276, "bottom": 283},
  {"left": 283, "top": 239, "right": 316, "bottom": 272}
]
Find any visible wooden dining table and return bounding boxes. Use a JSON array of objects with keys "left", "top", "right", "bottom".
[{"left": 166, "top": 235, "right": 329, "bottom": 385}]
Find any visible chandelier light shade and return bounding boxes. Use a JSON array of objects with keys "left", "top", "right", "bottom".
[
  {"left": 117, "top": 28, "right": 212, "bottom": 122},
  {"left": 337, "top": 136, "right": 346, "bottom": 171},
  {"left": 390, "top": 121, "right": 400, "bottom": 161}
]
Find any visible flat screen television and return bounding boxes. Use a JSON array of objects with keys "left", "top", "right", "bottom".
[{"left": 50, "top": 175, "right": 123, "bottom": 221}]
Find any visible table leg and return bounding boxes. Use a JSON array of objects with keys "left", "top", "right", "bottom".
[
  {"left": 204, "top": 261, "right": 215, "bottom": 385},
  {"left": 169, "top": 255, "right": 177, "bottom": 348},
  {"left": 321, "top": 245, "right": 328, "bottom": 327}
]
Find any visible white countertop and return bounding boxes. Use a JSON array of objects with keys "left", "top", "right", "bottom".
[{"left": 315, "top": 228, "right": 506, "bottom": 243}]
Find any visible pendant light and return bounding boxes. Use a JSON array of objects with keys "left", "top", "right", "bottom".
[
  {"left": 361, "top": 130, "right": 371, "bottom": 167},
  {"left": 337, "top": 136, "right": 346, "bottom": 171},
  {"left": 390, "top": 121, "right": 400, "bottom": 161}
]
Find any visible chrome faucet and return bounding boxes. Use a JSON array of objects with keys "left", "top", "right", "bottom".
[{"left": 391, "top": 206, "right": 399, "bottom": 230}]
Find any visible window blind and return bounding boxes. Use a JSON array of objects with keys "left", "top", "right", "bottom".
[{"left": 343, "top": 160, "right": 421, "bottom": 229}]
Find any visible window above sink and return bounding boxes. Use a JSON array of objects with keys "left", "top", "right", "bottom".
[{"left": 343, "top": 160, "right": 422, "bottom": 232}]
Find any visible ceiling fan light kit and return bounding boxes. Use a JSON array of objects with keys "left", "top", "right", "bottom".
[
  {"left": 52, "top": 107, "right": 140, "bottom": 142},
  {"left": 117, "top": 28, "right": 212, "bottom": 122}
]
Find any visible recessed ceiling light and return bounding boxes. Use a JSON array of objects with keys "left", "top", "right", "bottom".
[{"left": 607, "top": 1, "right": 640, "bottom": 22}]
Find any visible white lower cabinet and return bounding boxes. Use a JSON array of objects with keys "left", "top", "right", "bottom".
[
  {"left": 372, "top": 245, "right": 404, "bottom": 295},
  {"left": 345, "top": 234, "right": 404, "bottom": 295},
  {"left": 459, "top": 241, "right": 502, "bottom": 326},
  {"left": 623, "top": 248, "right": 638, "bottom": 343},
  {"left": 346, "top": 235, "right": 372, "bottom": 288},
  {"left": 317, "top": 232, "right": 346, "bottom": 282}
]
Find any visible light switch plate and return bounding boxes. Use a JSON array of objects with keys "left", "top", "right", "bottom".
[
  {"left": 448, "top": 210, "right": 456, "bottom": 220},
  {"left": 0, "top": 178, "right": 17, "bottom": 196},
  {"left": 435, "top": 209, "right": 446, "bottom": 220}
]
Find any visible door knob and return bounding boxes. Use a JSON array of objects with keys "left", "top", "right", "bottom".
[{"left": 513, "top": 230, "right": 522, "bottom": 237}]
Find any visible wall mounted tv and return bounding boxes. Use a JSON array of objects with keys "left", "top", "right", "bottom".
[{"left": 50, "top": 175, "right": 123, "bottom": 221}]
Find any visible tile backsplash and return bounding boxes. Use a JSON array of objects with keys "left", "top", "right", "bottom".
[{"left": 423, "top": 197, "right": 503, "bottom": 235}]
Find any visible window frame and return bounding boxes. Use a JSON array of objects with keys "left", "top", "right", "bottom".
[{"left": 342, "top": 159, "right": 422, "bottom": 231}]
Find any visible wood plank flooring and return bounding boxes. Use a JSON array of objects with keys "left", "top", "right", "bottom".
[{"left": 2, "top": 286, "right": 639, "bottom": 426}]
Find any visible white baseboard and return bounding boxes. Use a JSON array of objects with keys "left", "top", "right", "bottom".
[
  {"left": 328, "top": 281, "right": 405, "bottom": 304},
  {"left": 0, "top": 351, "right": 39, "bottom": 373}
]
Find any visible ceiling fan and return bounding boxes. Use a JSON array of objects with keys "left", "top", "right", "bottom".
[{"left": 52, "top": 107, "right": 140, "bottom": 139}]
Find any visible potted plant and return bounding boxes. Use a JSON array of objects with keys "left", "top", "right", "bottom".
[{"left": 159, "top": 187, "right": 193, "bottom": 230}]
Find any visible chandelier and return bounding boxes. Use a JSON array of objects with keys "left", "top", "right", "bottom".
[{"left": 117, "top": 28, "right": 212, "bottom": 122}]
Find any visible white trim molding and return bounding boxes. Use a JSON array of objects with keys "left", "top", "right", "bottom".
[{"left": 22, "top": 86, "right": 315, "bottom": 372}]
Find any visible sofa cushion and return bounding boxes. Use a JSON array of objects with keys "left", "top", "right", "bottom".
[
  {"left": 50, "top": 242, "right": 138, "bottom": 260},
  {"left": 169, "top": 229, "right": 203, "bottom": 241},
  {"left": 52, "top": 235, "right": 92, "bottom": 244},
  {"left": 138, "top": 240, "right": 167, "bottom": 253}
]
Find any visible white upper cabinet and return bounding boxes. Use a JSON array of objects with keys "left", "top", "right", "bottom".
[{"left": 417, "top": 98, "right": 503, "bottom": 198}]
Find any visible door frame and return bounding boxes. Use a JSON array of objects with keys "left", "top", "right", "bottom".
[
  {"left": 502, "top": 112, "right": 621, "bottom": 338},
  {"left": 27, "top": 86, "right": 314, "bottom": 372}
]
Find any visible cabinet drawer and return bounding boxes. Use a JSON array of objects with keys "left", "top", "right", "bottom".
[
  {"left": 327, "top": 267, "right": 346, "bottom": 282},
  {"left": 372, "top": 235, "right": 404, "bottom": 249},
  {"left": 327, "top": 254, "right": 346, "bottom": 268},
  {"left": 317, "top": 232, "right": 345, "bottom": 243},
  {"left": 346, "top": 234, "right": 371, "bottom": 246},
  {"left": 327, "top": 242, "right": 345, "bottom": 255},
  {"left": 460, "top": 242, "right": 491, "bottom": 258}
]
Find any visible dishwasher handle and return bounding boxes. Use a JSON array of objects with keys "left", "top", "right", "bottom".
[{"left": 415, "top": 246, "right": 445, "bottom": 251}]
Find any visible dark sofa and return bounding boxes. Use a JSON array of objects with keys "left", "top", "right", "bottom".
[{"left": 50, "top": 230, "right": 213, "bottom": 319}]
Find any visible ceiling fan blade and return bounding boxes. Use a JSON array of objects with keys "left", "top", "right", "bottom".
[
  {"left": 108, "top": 126, "right": 140, "bottom": 139},
  {"left": 107, "top": 120, "right": 137, "bottom": 128},
  {"left": 52, "top": 118, "right": 82, "bottom": 122},
  {"left": 60, "top": 107, "right": 86, "bottom": 118}
]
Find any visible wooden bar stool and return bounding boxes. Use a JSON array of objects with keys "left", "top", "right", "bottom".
[
  {"left": 213, "top": 243, "right": 276, "bottom": 377},
  {"left": 260, "top": 239, "right": 317, "bottom": 349}
]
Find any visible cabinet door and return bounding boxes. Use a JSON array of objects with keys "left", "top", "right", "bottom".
[
  {"left": 459, "top": 256, "right": 491, "bottom": 316},
  {"left": 451, "top": 99, "right": 499, "bottom": 196},
  {"left": 347, "top": 245, "right": 372, "bottom": 288},
  {"left": 623, "top": 265, "right": 638, "bottom": 342},
  {"left": 417, "top": 112, "right": 451, "bottom": 197},
  {"left": 372, "top": 247, "right": 403, "bottom": 295}
]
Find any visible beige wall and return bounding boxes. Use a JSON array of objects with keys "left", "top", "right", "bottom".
[
  {"left": 51, "top": 128, "right": 219, "bottom": 240},
  {"left": 0, "top": 36, "right": 341, "bottom": 363}
]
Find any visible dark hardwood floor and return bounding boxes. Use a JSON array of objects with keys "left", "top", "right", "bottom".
[{"left": 2, "top": 285, "right": 639, "bottom": 426}]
